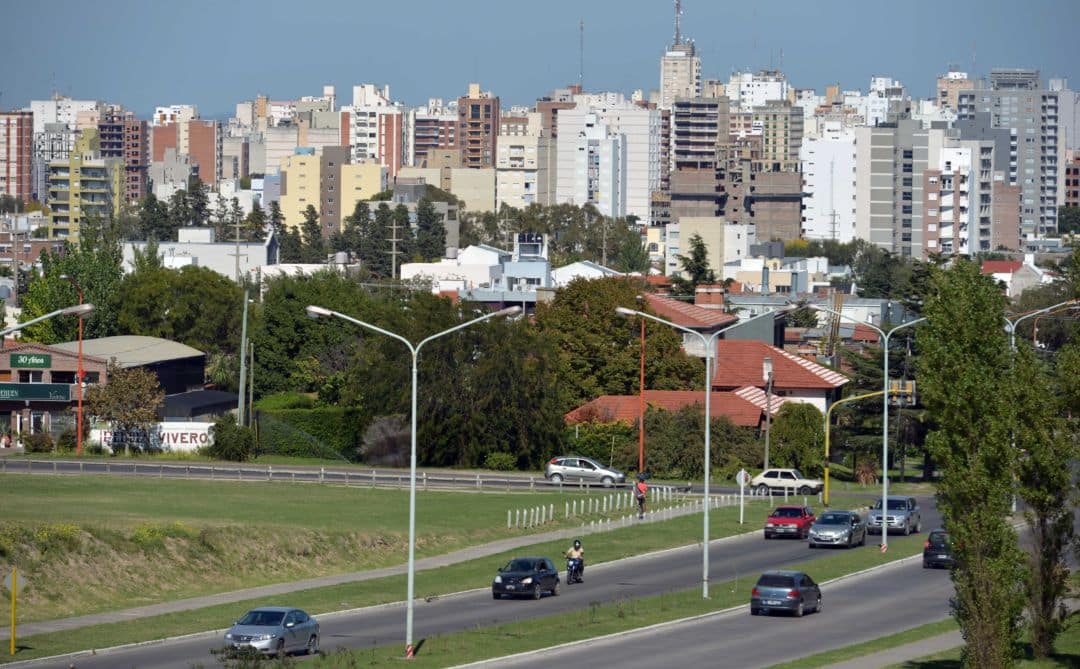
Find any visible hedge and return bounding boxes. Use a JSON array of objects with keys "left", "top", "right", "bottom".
[{"left": 256, "top": 407, "right": 371, "bottom": 460}]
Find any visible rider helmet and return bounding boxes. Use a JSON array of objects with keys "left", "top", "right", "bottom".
[{"left": 573, "top": 539, "right": 581, "bottom": 549}]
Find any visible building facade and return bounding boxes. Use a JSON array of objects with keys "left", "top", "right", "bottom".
[
  {"left": 457, "top": 83, "right": 499, "bottom": 168},
  {"left": 0, "top": 111, "right": 33, "bottom": 204}
]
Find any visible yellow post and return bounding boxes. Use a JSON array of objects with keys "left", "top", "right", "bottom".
[
  {"left": 824, "top": 390, "right": 885, "bottom": 507},
  {"left": 9, "top": 567, "right": 15, "bottom": 656}
]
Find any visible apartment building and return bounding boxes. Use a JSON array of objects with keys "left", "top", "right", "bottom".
[
  {"left": 48, "top": 130, "right": 122, "bottom": 241},
  {"left": 800, "top": 129, "right": 857, "bottom": 242},
  {"left": 279, "top": 147, "right": 387, "bottom": 232},
  {"left": 0, "top": 111, "right": 33, "bottom": 204},
  {"left": 188, "top": 120, "right": 222, "bottom": 187},
  {"left": 727, "top": 70, "right": 790, "bottom": 111},
  {"left": 668, "top": 97, "right": 728, "bottom": 223},
  {"left": 1063, "top": 152, "right": 1079, "bottom": 207},
  {"left": 345, "top": 84, "right": 404, "bottom": 178},
  {"left": 457, "top": 83, "right": 499, "bottom": 168},
  {"left": 98, "top": 108, "right": 148, "bottom": 202},
  {"left": 936, "top": 70, "right": 971, "bottom": 111},
  {"left": 659, "top": 42, "right": 701, "bottom": 110},
  {"left": 752, "top": 101, "right": 804, "bottom": 173},
  {"left": 496, "top": 132, "right": 549, "bottom": 210}
]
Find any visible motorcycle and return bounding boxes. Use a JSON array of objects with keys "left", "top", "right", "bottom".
[{"left": 566, "top": 557, "right": 583, "bottom": 584}]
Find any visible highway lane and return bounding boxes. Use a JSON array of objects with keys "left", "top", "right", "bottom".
[
  {"left": 492, "top": 558, "right": 953, "bottom": 669},
  {"left": 16, "top": 497, "right": 942, "bottom": 669}
]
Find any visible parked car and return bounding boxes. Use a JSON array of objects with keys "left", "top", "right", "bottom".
[
  {"left": 763, "top": 505, "right": 816, "bottom": 540},
  {"left": 867, "top": 496, "right": 922, "bottom": 535},
  {"left": 923, "top": 529, "right": 954, "bottom": 569},
  {"left": 545, "top": 456, "right": 625, "bottom": 486},
  {"left": 492, "top": 556, "right": 560, "bottom": 599},
  {"left": 808, "top": 510, "right": 867, "bottom": 549},
  {"left": 223, "top": 607, "right": 319, "bottom": 656},
  {"left": 750, "top": 570, "right": 822, "bottom": 617},
  {"left": 750, "top": 468, "right": 824, "bottom": 495}
]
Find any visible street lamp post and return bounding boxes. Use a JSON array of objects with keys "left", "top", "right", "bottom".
[
  {"left": 60, "top": 276, "right": 86, "bottom": 456},
  {"left": 305, "top": 304, "right": 520, "bottom": 659},
  {"left": 810, "top": 305, "right": 924, "bottom": 550},
  {"left": 616, "top": 305, "right": 788, "bottom": 599},
  {"left": 823, "top": 390, "right": 884, "bottom": 506},
  {"left": 763, "top": 357, "right": 773, "bottom": 470}
]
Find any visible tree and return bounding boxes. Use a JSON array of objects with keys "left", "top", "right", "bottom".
[
  {"left": 268, "top": 201, "right": 285, "bottom": 238},
  {"left": 615, "top": 238, "right": 651, "bottom": 274},
  {"left": 362, "top": 203, "right": 393, "bottom": 277},
  {"left": 916, "top": 260, "right": 1024, "bottom": 668},
  {"left": 187, "top": 178, "right": 210, "bottom": 226},
  {"left": 137, "top": 193, "right": 174, "bottom": 241},
  {"left": 299, "top": 205, "right": 325, "bottom": 263},
  {"left": 84, "top": 361, "right": 165, "bottom": 454},
  {"left": 1058, "top": 205, "right": 1080, "bottom": 235},
  {"left": 414, "top": 198, "right": 445, "bottom": 261},
  {"left": 391, "top": 203, "right": 416, "bottom": 272},
  {"left": 670, "top": 233, "right": 716, "bottom": 296},
  {"left": 206, "top": 415, "right": 255, "bottom": 461},
  {"left": 244, "top": 201, "right": 266, "bottom": 242},
  {"left": 0, "top": 194, "right": 23, "bottom": 214},
  {"left": 1012, "top": 343, "right": 1077, "bottom": 658},
  {"left": 768, "top": 403, "right": 825, "bottom": 475},
  {"left": 167, "top": 189, "right": 191, "bottom": 229},
  {"left": 212, "top": 193, "right": 228, "bottom": 239},
  {"left": 229, "top": 197, "right": 244, "bottom": 238}
]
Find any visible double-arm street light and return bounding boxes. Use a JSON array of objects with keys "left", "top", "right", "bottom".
[
  {"left": 305, "top": 304, "right": 520, "bottom": 659},
  {"left": 615, "top": 305, "right": 788, "bottom": 599},
  {"left": 810, "top": 305, "right": 924, "bottom": 551}
]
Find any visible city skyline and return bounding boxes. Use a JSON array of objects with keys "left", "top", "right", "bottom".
[{"left": 4, "top": 0, "right": 1078, "bottom": 115}]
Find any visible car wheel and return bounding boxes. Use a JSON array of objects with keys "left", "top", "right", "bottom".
[
  {"left": 798, "top": 486, "right": 812, "bottom": 495},
  {"left": 551, "top": 580, "right": 560, "bottom": 596},
  {"left": 756, "top": 484, "right": 770, "bottom": 496},
  {"left": 915, "top": 518, "right": 922, "bottom": 533},
  {"left": 275, "top": 638, "right": 286, "bottom": 658},
  {"left": 795, "top": 601, "right": 804, "bottom": 618},
  {"left": 808, "top": 541, "right": 815, "bottom": 549},
  {"left": 750, "top": 607, "right": 759, "bottom": 616},
  {"left": 903, "top": 522, "right": 911, "bottom": 536},
  {"left": 492, "top": 591, "right": 501, "bottom": 599},
  {"left": 923, "top": 560, "right": 930, "bottom": 569},
  {"left": 550, "top": 473, "right": 563, "bottom": 483},
  {"left": 815, "top": 595, "right": 822, "bottom": 614},
  {"left": 532, "top": 583, "right": 542, "bottom": 600},
  {"left": 601, "top": 476, "right": 614, "bottom": 487},
  {"left": 306, "top": 634, "right": 319, "bottom": 655}
]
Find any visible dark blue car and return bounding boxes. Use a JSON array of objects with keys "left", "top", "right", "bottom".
[{"left": 492, "top": 557, "right": 560, "bottom": 600}]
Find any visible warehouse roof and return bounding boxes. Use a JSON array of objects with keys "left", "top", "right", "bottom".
[{"left": 51, "top": 336, "right": 204, "bottom": 368}]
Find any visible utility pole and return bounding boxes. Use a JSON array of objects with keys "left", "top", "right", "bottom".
[{"left": 228, "top": 215, "right": 247, "bottom": 284}]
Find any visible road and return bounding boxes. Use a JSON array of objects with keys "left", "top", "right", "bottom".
[{"left": 13, "top": 497, "right": 943, "bottom": 669}]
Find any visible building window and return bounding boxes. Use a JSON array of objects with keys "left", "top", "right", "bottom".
[{"left": 18, "top": 370, "right": 44, "bottom": 383}]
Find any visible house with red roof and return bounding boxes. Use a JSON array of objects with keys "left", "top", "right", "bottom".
[
  {"left": 564, "top": 389, "right": 790, "bottom": 429},
  {"left": 711, "top": 339, "right": 848, "bottom": 412},
  {"left": 981, "top": 255, "right": 1053, "bottom": 298}
]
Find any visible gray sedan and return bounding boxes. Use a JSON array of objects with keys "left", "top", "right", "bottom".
[
  {"left": 808, "top": 510, "right": 867, "bottom": 549},
  {"left": 223, "top": 606, "right": 319, "bottom": 656}
]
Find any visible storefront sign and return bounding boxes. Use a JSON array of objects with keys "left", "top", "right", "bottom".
[
  {"left": 91, "top": 422, "right": 214, "bottom": 453},
  {"left": 10, "top": 353, "right": 51, "bottom": 369},
  {"left": 0, "top": 383, "right": 70, "bottom": 402}
]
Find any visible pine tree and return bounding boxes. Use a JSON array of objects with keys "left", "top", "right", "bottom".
[
  {"left": 244, "top": 201, "right": 266, "bottom": 242},
  {"left": 360, "top": 203, "right": 393, "bottom": 277},
  {"left": 268, "top": 201, "right": 285, "bottom": 238},
  {"left": 299, "top": 205, "right": 325, "bottom": 263},
  {"left": 415, "top": 198, "right": 447, "bottom": 261},
  {"left": 670, "top": 233, "right": 716, "bottom": 296},
  {"left": 392, "top": 203, "right": 415, "bottom": 273},
  {"left": 187, "top": 178, "right": 210, "bottom": 226},
  {"left": 167, "top": 189, "right": 191, "bottom": 229}
]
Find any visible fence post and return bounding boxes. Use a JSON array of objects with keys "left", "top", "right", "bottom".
[
  {"left": 423, "top": 472, "right": 428, "bottom": 491},
  {"left": 79, "top": 461, "right": 84, "bottom": 474},
  {"left": 572, "top": 500, "right": 577, "bottom": 517},
  {"left": 186, "top": 464, "right": 190, "bottom": 478},
  {"left": 159, "top": 465, "right": 163, "bottom": 479},
  {"left": 345, "top": 469, "right": 349, "bottom": 486},
  {"left": 476, "top": 473, "right": 481, "bottom": 490},
  {"left": 549, "top": 504, "right": 554, "bottom": 522},
  {"left": 530, "top": 476, "right": 535, "bottom": 491},
  {"left": 515, "top": 509, "right": 520, "bottom": 528},
  {"left": 507, "top": 510, "right": 511, "bottom": 529},
  {"left": 320, "top": 467, "right": 325, "bottom": 483},
  {"left": 784, "top": 486, "right": 788, "bottom": 502},
  {"left": 565, "top": 501, "right": 569, "bottom": 519},
  {"left": 540, "top": 506, "right": 546, "bottom": 524}
]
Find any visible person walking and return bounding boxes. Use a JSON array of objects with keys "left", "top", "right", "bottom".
[{"left": 634, "top": 473, "right": 648, "bottom": 519}]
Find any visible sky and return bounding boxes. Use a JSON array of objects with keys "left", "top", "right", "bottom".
[{"left": 4, "top": 0, "right": 1078, "bottom": 118}]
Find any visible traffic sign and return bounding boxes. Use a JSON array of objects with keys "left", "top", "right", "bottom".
[
  {"left": 735, "top": 469, "right": 750, "bottom": 487},
  {"left": 2, "top": 571, "right": 25, "bottom": 593}
]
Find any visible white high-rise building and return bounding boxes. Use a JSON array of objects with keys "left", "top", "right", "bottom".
[
  {"left": 659, "top": 43, "right": 701, "bottom": 110},
  {"left": 30, "top": 97, "right": 101, "bottom": 135},
  {"left": 727, "top": 70, "right": 789, "bottom": 111},
  {"left": 800, "top": 129, "right": 857, "bottom": 242}
]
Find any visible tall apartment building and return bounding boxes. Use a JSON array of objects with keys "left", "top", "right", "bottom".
[
  {"left": 727, "top": 70, "right": 789, "bottom": 111},
  {"left": 187, "top": 120, "right": 222, "bottom": 187},
  {"left": 0, "top": 111, "right": 33, "bottom": 204},
  {"left": 936, "top": 70, "right": 971, "bottom": 111},
  {"left": 958, "top": 69, "right": 1060, "bottom": 238},
  {"left": 752, "top": 101, "right": 804, "bottom": 172},
  {"left": 153, "top": 105, "right": 199, "bottom": 155},
  {"left": 31, "top": 97, "right": 101, "bottom": 136},
  {"left": 659, "top": 42, "right": 701, "bottom": 110},
  {"left": 669, "top": 97, "right": 728, "bottom": 222},
  {"left": 406, "top": 100, "right": 458, "bottom": 168},
  {"left": 496, "top": 129, "right": 549, "bottom": 210},
  {"left": 48, "top": 130, "right": 122, "bottom": 241},
  {"left": 98, "top": 108, "right": 148, "bottom": 202},
  {"left": 1062, "top": 152, "right": 1079, "bottom": 207},
  {"left": 457, "top": 83, "right": 499, "bottom": 168},
  {"left": 800, "top": 130, "right": 857, "bottom": 242},
  {"left": 535, "top": 90, "right": 578, "bottom": 206},
  {"left": 279, "top": 147, "right": 387, "bottom": 232},
  {"left": 345, "top": 84, "right": 404, "bottom": 178}
]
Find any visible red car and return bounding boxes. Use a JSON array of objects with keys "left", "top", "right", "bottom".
[{"left": 764, "top": 505, "right": 816, "bottom": 540}]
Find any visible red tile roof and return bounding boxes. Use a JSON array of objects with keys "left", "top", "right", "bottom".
[
  {"left": 712, "top": 339, "right": 849, "bottom": 390},
  {"left": 642, "top": 293, "right": 739, "bottom": 330},
  {"left": 851, "top": 324, "right": 880, "bottom": 343},
  {"left": 564, "top": 389, "right": 766, "bottom": 427},
  {"left": 981, "top": 260, "right": 1022, "bottom": 275}
]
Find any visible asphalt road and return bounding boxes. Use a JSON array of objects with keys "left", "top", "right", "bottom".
[{"left": 14, "top": 497, "right": 943, "bottom": 669}]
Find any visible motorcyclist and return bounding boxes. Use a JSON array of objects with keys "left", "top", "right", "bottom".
[{"left": 565, "top": 539, "right": 585, "bottom": 582}]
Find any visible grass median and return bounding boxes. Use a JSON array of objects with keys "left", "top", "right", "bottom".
[
  {"left": 1, "top": 494, "right": 865, "bottom": 663},
  {"left": 307, "top": 534, "right": 930, "bottom": 667}
]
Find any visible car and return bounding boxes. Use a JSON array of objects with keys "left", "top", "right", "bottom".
[
  {"left": 750, "top": 570, "right": 822, "bottom": 617},
  {"left": 867, "top": 495, "right": 922, "bottom": 535},
  {"left": 750, "top": 468, "right": 824, "bottom": 495},
  {"left": 492, "top": 556, "right": 560, "bottom": 599},
  {"left": 808, "top": 510, "right": 867, "bottom": 549},
  {"left": 763, "top": 505, "right": 816, "bottom": 540},
  {"left": 222, "top": 606, "right": 319, "bottom": 657},
  {"left": 545, "top": 456, "right": 626, "bottom": 486},
  {"left": 923, "top": 529, "right": 954, "bottom": 569}
]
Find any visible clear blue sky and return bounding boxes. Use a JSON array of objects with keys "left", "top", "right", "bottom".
[{"left": 4, "top": 0, "right": 1077, "bottom": 117}]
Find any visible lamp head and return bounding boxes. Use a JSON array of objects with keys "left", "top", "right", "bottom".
[
  {"left": 60, "top": 303, "right": 94, "bottom": 317},
  {"left": 615, "top": 307, "right": 638, "bottom": 317},
  {"left": 493, "top": 306, "right": 522, "bottom": 318},
  {"left": 762, "top": 356, "right": 773, "bottom": 380},
  {"left": 305, "top": 305, "right": 332, "bottom": 319}
]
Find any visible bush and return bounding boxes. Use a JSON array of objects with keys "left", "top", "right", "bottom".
[
  {"left": 254, "top": 392, "right": 316, "bottom": 411},
  {"left": 205, "top": 416, "right": 255, "bottom": 462},
  {"left": 484, "top": 452, "right": 516, "bottom": 471},
  {"left": 55, "top": 429, "right": 78, "bottom": 452},
  {"left": 23, "top": 432, "right": 54, "bottom": 453},
  {"left": 257, "top": 406, "right": 369, "bottom": 460}
]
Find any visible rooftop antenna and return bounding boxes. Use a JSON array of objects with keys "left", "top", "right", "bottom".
[
  {"left": 579, "top": 19, "right": 584, "bottom": 89},
  {"left": 971, "top": 40, "right": 977, "bottom": 80},
  {"left": 673, "top": 0, "right": 682, "bottom": 47}
]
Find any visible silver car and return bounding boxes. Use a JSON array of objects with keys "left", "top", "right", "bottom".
[
  {"left": 808, "top": 510, "right": 867, "bottom": 549},
  {"left": 545, "top": 456, "right": 625, "bottom": 486},
  {"left": 223, "top": 607, "right": 319, "bottom": 656},
  {"left": 867, "top": 496, "right": 922, "bottom": 535}
]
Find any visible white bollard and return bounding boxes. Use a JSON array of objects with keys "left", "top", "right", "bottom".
[
  {"left": 550, "top": 504, "right": 555, "bottom": 521},
  {"left": 573, "top": 500, "right": 578, "bottom": 516},
  {"left": 603, "top": 497, "right": 608, "bottom": 513},
  {"left": 507, "top": 510, "right": 511, "bottom": 529},
  {"left": 565, "top": 501, "right": 569, "bottom": 518},
  {"left": 541, "top": 506, "right": 546, "bottom": 524},
  {"left": 515, "top": 509, "right": 520, "bottom": 528}
]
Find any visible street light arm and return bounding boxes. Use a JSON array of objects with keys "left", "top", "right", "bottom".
[
  {"left": 0, "top": 303, "right": 95, "bottom": 338},
  {"left": 810, "top": 303, "right": 886, "bottom": 341},
  {"left": 417, "top": 306, "right": 521, "bottom": 351}
]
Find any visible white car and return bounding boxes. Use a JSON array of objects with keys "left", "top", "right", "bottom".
[{"left": 750, "top": 468, "right": 824, "bottom": 495}]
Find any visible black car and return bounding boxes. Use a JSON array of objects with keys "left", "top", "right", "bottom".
[
  {"left": 750, "top": 570, "right": 822, "bottom": 617},
  {"left": 922, "top": 529, "right": 954, "bottom": 569},
  {"left": 492, "top": 557, "right": 560, "bottom": 599}
]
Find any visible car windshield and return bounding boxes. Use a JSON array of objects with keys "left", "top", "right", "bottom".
[
  {"left": 238, "top": 610, "right": 285, "bottom": 627},
  {"left": 770, "top": 508, "right": 802, "bottom": 518},
  {"left": 929, "top": 532, "right": 950, "bottom": 548},
  {"left": 504, "top": 559, "right": 535, "bottom": 572},
  {"left": 872, "top": 499, "right": 909, "bottom": 511},
  {"left": 817, "top": 513, "right": 849, "bottom": 525},
  {"left": 757, "top": 574, "right": 796, "bottom": 588},
  {"left": 790, "top": 469, "right": 805, "bottom": 479}
]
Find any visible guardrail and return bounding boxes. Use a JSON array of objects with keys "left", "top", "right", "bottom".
[{"left": 0, "top": 458, "right": 647, "bottom": 495}]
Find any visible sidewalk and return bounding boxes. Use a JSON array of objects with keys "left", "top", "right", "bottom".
[
  {"left": 824, "top": 630, "right": 962, "bottom": 669},
  {"left": 0, "top": 495, "right": 736, "bottom": 640}
]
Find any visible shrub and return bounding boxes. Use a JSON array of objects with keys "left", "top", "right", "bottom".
[
  {"left": 205, "top": 416, "right": 255, "bottom": 462},
  {"left": 55, "top": 429, "right": 78, "bottom": 452},
  {"left": 484, "top": 452, "right": 516, "bottom": 471},
  {"left": 23, "top": 432, "right": 54, "bottom": 453},
  {"left": 257, "top": 406, "right": 369, "bottom": 460},
  {"left": 254, "top": 392, "right": 315, "bottom": 411},
  {"left": 131, "top": 522, "right": 195, "bottom": 549}
]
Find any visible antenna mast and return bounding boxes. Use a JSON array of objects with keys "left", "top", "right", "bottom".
[
  {"left": 673, "top": 0, "right": 682, "bottom": 47},
  {"left": 579, "top": 19, "right": 584, "bottom": 89}
]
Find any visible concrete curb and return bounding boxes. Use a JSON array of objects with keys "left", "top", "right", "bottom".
[{"left": 451, "top": 549, "right": 923, "bottom": 668}]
